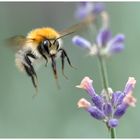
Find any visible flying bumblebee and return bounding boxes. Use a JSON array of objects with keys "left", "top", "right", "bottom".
[{"left": 6, "top": 17, "right": 94, "bottom": 95}]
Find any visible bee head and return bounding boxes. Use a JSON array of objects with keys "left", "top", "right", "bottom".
[{"left": 42, "top": 39, "right": 60, "bottom": 56}]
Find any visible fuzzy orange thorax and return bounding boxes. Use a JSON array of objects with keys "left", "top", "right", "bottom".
[{"left": 26, "top": 27, "right": 60, "bottom": 45}]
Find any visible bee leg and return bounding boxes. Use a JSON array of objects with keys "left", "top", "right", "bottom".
[
  {"left": 51, "top": 56, "right": 60, "bottom": 89},
  {"left": 59, "top": 48, "right": 76, "bottom": 69},
  {"left": 25, "top": 53, "right": 38, "bottom": 79},
  {"left": 51, "top": 56, "right": 58, "bottom": 79},
  {"left": 38, "top": 44, "right": 48, "bottom": 67},
  {"left": 60, "top": 50, "right": 68, "bottom": 79},
  {"left": 24, "top": 65, "right": 37, "bottom": 88},
  {"left": 24, "top": 54, "right": 38, "bottom": 94}
]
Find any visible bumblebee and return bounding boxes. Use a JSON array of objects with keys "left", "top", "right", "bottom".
[{"left": 6, "top": 17, "right": 94, "bottom": 94}]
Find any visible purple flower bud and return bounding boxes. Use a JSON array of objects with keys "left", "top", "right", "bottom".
[
  {"left": 123, "top": 77, "right": 136, "bottom": 95},
  {"left": 106, "top": 34, "right": 125, "bottom": 54},
  {"left": 75, "top": 2, "right": 105, "bottom": 20},
  {"left": 112, "top": 91, "right": 121, "bottom": 105},
  {"left": 76, "top": 76, "right": 96, "bottom": 97},
  {"left": 110, "top": 34, "right": 125, "bottom": 44},
  {"left": 96, "top": 28, "right": 112, "bottom": 47},
  {"left": 87, "top": 106, "right": 105, "bottom": 120},
  {"left": 108, "top": 119, "right": 119, "bottom": 128},
  {"left": 92, "top": 95, "right": 104, "bottom": 110},
  {"left": 75, "top": 2, "right": 94, "bottom": 20},
  {"left": 111, "top": 91, "right": 124, "bottom": 106},
  {"left": 116, "top": 92, "right": 125, "bottom": 106},
  {"left": 109, "top": 44, "right": 124, "bottom": 54},
  {"left": 114, "top": 103, "right": 128, "bottom": 119},
  {"left": 93, "top": 2, "right": 105, "bottom": 14},
  {"left": 103, "top": 103, "right": 112, "bottom": 116},
  {"left": 72, "top": 36, "right": 91, "bottom": 50}
]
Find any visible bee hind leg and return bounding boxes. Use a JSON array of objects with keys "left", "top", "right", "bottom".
[
  {"left": 24, "top": 53, "right": 38, "bottom": 95},
  {"left": 24, "top": 65, "right": 38, "bottom": 88}
]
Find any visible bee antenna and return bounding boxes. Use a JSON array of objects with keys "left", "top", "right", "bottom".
[{"left": 54, "top": 31, "right": 75, "bottom": 42}]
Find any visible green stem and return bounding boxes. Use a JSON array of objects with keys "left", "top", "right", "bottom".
[
  {"left": 110, "top": 127, "right": 116, "bottom": 138},
  {"left": 98, "top": 54, "right": 116, "bottom": 138},
  {"left": 98, "top": 55, "right": 109, "bottom": 97},
  {"left": 88, "top": 20, "right": 116, "bottom": 138}
]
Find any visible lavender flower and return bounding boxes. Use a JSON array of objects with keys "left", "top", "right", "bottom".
[
  {"left": 123, "top": 77, "right": 136, "bottom": 95},
  {"left": 92, "top": 95, "right": 104, "bottom": 110},
  {"left": 76, "top": 76, "right": 96, "bottom": 97},
  {"left": 76, "top": 76, "right": 136, "bottom": 128},
  {"left": 114, "top": 103, "right": 128, "bottom": 119},
  {"left": 96, "top": 28, "right": 125, "bottom": 55},
  {"left": 103, "top": 103, "right": 112, "bottom": 117},
  {"left": 72, "top": 36, "right": 91, "bottom": 50},
  {"left": 123, "top": 92, "right": 137, "bottom": 107},
  {"left": 93, "top": 2, "right": 105, "bottom": 14},
  {"left": 72, "top": 28, "right": 125, "bottom": 57},
  {"left": 111, "top": 91, "right": 124, "bottom": 107},
  {"left": 97, "top": 28, "right": 112, "bottom": 47},
  {"left": 87, "top": 106, "right": 105, "bottom": 120},
  {"left": 77, "top": 98, "right": 91, "bottom": 109},
  {"left": 75, "top": 2, "right": 105, "bottom": 20},
  {"left": 73, "top": 2, "right": 135, "bottom": 137},
  {"left": 108, "top": 119, "right": 119, "bottom": 128}
]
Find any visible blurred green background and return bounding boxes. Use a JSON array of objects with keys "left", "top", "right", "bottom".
[{"left": 0, "top": 2, "right": 139, "bottom": 138}]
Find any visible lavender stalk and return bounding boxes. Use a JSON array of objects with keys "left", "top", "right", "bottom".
[{"left": 73, "top": 2, "right": 136, "bottom": 138}]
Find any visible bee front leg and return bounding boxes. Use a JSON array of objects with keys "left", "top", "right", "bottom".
[
  {"left": 51, "top": 56, "right": 58, "bottom": 79},
  {"left": 51, "top": 56, "right": 60, "bottom": 89},
  {"left": 38, "top": 44, "right": 48, "bottom": 67},
  {"left": 58, "top": 48, "right": 75, "bottom": 79},
  {"left": 59, "top": 48, "right": 74, "bottom": 68}
]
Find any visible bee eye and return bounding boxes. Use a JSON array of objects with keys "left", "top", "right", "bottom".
[
  {"left": 42, "top": 39, "right": 50, "bottom": 54},
  {"left": 43, "top": 40, "right": 50, "bottom": 47}
]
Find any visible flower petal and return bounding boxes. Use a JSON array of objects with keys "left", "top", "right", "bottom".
[
  {"left": 106, "top": 34, "right": 125, "bottom": 54},
  {"left": 123, "top": 77, "right": 136, "bottom": 95},
  {"left": 75, "top": 2, "right": 105, "bottom": 20},
  {"left": 77, "top": 98, "right": 91, "bottom": 109},
  {"left": 76, "top": 76, "right": 96, "bottom": 97},
  {"left": 123, "top": 92, "right": 137, "bottom": 107},
  {"left": 72, "top": 36, "right": 91, "bottom": 50},
  {"left": 92, "top": 95, "right": 104, "bottom": 110},
  {"left": 93, "top": 2, "right": 105, "bottom": 14},
  {"left": 75, "top": 2, "right": 94, "bottom": 20},
  {"left": 109, "top": 34, "right": 125, "bottom": 44},
  {"left": 87, "top": 106, "right": 105, "bottom": 120},
  {"left": 108, "top": 119, "right": 119, "bottom": 128},
  {"left": 114, "top": 103, "right": 128, "bottom": 119},
  {"left": 96, "top": 28, "right": 112, "bottom": 47},
  {"left": 108, "top": 44, "right": 124, "bottom": 54},
  {"left": 111, "top": 91, "right": 125, "bottom": 107},
  {"left": 103, "top": 103, "right": 112, "bottom": 117}
]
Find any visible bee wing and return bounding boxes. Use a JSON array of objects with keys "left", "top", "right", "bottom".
[
  {"left": 59, "top": 16, "right": 95, "bottom": 37},
  {"left": 4, "top": 35, "right": 27, "bottom": 51}
]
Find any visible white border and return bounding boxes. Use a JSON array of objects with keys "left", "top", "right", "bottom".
[{"left": 0, "top": 0, "right": 140, "bottom": 2}]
